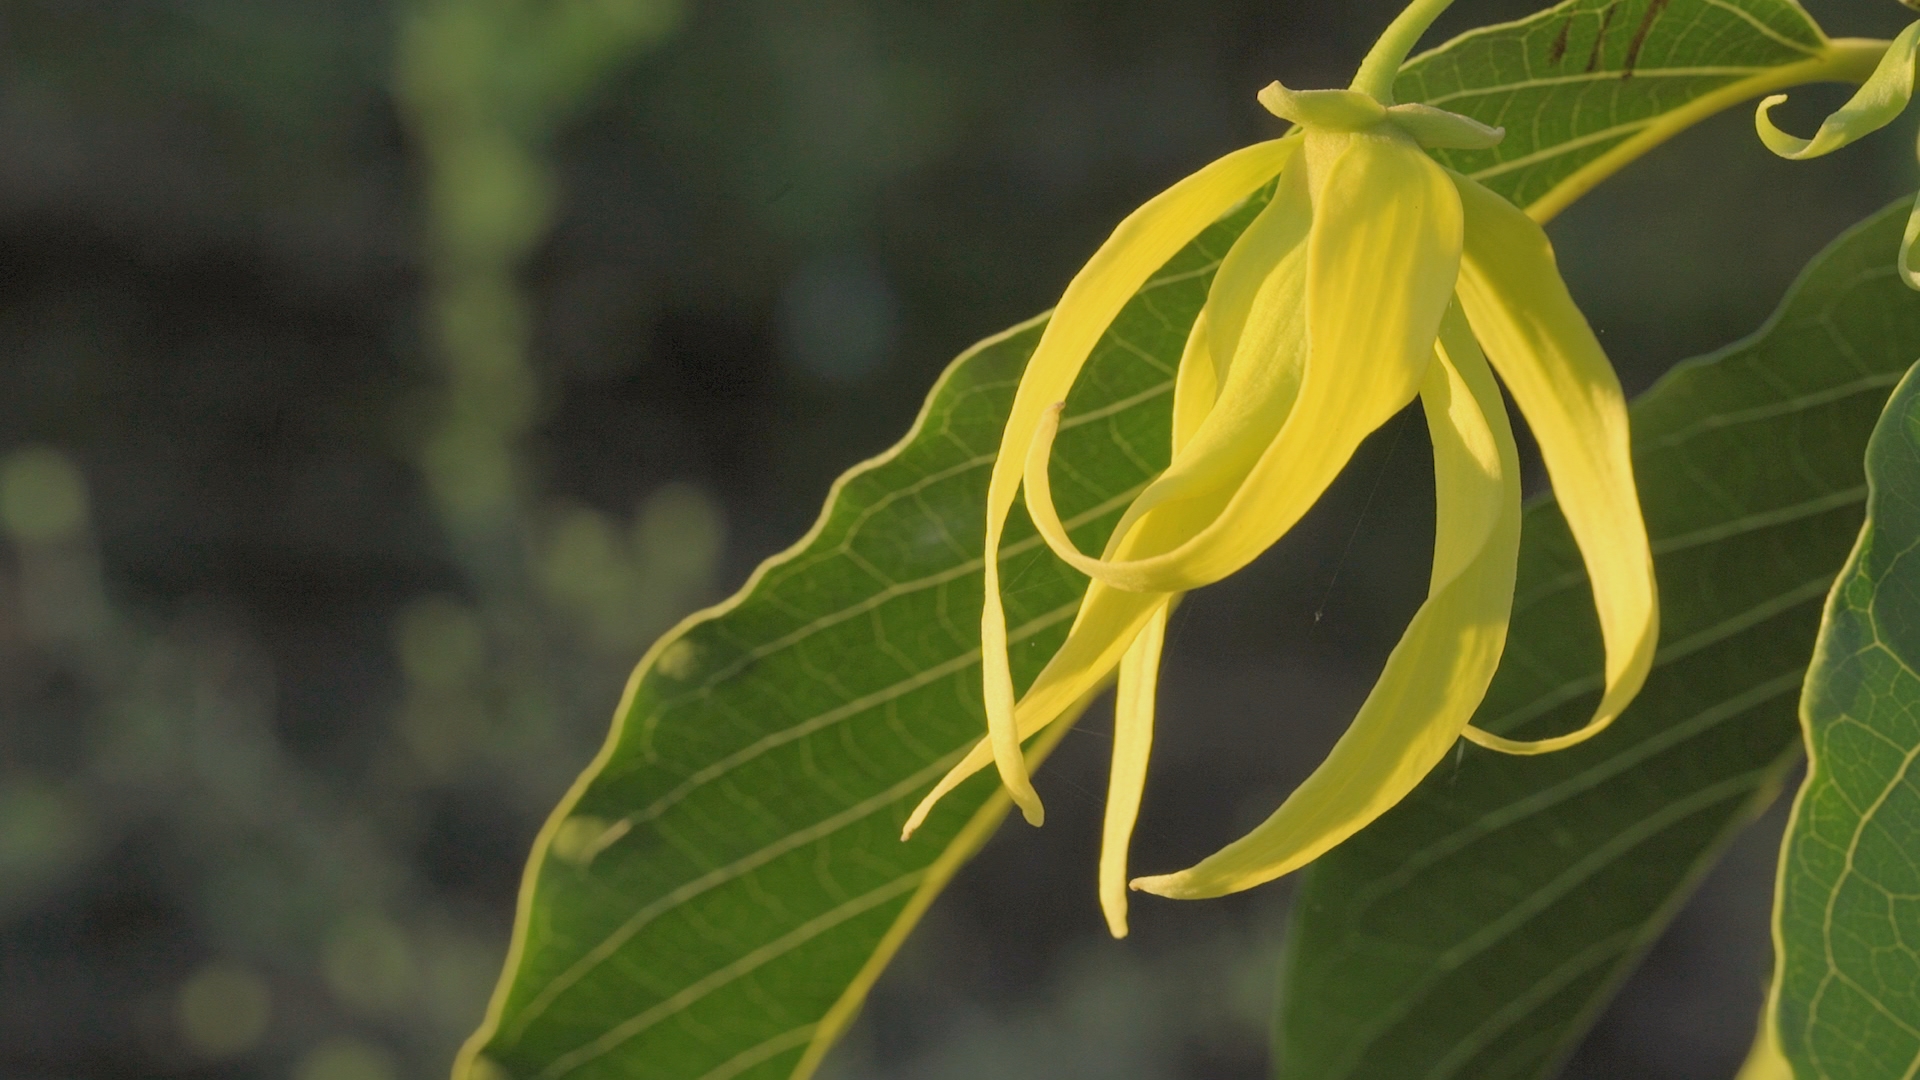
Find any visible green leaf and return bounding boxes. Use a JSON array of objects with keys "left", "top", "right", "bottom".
[
  {"left": 453, "top": 186, "right": 1259, "bottom": 1080},
  {"left": 1398, "top": 0, "right": 1842, "bottom": 218},
  {"left": 1768, "top": 359, "right": 1920, "bottom": 1078},
  {"left": 1276, "top": 202, "right": 1920, "bottom": 1080},
  {"left": 455, "top": 4, "right": 1866, "bottom": 1078}
]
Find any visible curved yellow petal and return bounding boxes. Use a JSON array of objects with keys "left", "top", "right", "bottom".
[
  {"left": 1171, "top": 311, "right": 1219, "bottom": 454},
  {"left": 1450, "top": 171, "right": 1657, "bottom": 755},
  {"left": 1026, "top": 165, "right": 1317, "bottom": 583},
  {"left": 1755, "top": 21, "right": 1920, "bottom": 160},
  {"left": 1099, "top": 601, "right": 1168, "bottom": 938},
  {"left": 907, "top": 308, "right": 1223, "bottom": 841},
  {"left": 1023, "top": 132, "right": 1459, "bottom": 594},
  {"left": 1092, "top": 166, "right": 1315, "bottom": 549},
  {"left": 1133, "top": 306, "right": 1521, "bottom": 898},
  {"left": 980, "top": 137, "right": 1298, "bottom": 824},
  {"left": 1205, "top": 162, "right": 1313, "bottom": 389},
  {"left": 903, "top": 579, "right": 1168, "bottom": 839},
  {"left": 907, "top": 497, "right": 1213, "bottom": 837}
]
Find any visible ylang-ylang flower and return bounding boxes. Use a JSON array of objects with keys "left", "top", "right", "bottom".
[{"left": 902, "top": 0, "right": 1658, "bottom": 938}]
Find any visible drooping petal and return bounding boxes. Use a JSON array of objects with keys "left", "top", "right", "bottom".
[
  {"left": 1132, "top": 305, "right": 1522, "bottom": 898},
  {"left": 907, "top": 311, "right": 1221, "bottom": 841},
  {"left": 1171, "top": 311, "right": 1220, "bottom": 449},
  {"left": 1205, "top": 162, "right": 1313, "bottom": 389},
  {"left": 1023, "top": 131, "right": 1460, "bottom": 594},
  {"left": 903, "top": 580, "right": 1168, "bottom": 839},
  {"left": 908, "top": 500, "right": 1219, "bottom": 839},
  {"left": 980, "top": 137, "right": 1297, "bottom": 825},
  {"left": 1100, "top": 601, "right": 1168, "bottom": 938},
  {"left": 1093, "top": 166, "right": 1315, "bottom": 549},
  {"left": 1451, "top": 170, "right": 1657, "bottom": 754},
  {"left": 1755, "top": 21, "right": 1920, "bottom": 160},
  {"left": 1425, "top": 313, "right": 1509, "bottom": 588}
]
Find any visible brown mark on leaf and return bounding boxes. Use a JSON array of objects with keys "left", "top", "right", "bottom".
[
  {"left": 1622, "top": 0, "right": 1671, "bottom": 79},
  {"left": 1585, "top": 2, "right": 1620, "bottom": 73},
  {"left": 1547, "top": 18, "right": 1573, "bottom": 65}
]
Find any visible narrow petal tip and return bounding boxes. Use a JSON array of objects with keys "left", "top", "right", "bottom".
[
  {"left": 1754, "top": 94, "right": 1811, "bottom": 158},
  {"left": 1752, "top": 22, "right": 1920, "bottom": 162},
  {"left": 1016, "top": 797, "right": 1046, "bottom": 827},
  {"left": 900, "top": 799, "right": 933, "bottom": 841},
  {"left": 1127, "top": 872, "right": 1185, "bottom": 898}
]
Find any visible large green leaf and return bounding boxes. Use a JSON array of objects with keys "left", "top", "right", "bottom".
[
  {"left": 453, "top": 187, "right": 1257, "bottom": 1080},
  {"left": 1767, "top": 359, "right": 1920, "bottom": 1078},
  {"left": 455, "top": 3, "right": 1872, "bottom": 1078},
  {"left": 1276, "top": 203, "right": 1920, "bottom": 1080}
]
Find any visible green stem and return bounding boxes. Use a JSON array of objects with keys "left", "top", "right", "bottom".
[
  {"left": 1524, "top": 37, "right": 1889, "bottom": 224},
  {"left": 1350, "top": 0, "right": 1458, "bottom": 104}
]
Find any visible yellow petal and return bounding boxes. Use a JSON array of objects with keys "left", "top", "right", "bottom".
[
  {"left": 1133, "top": 306, "right": 1521, "bottom": 897},
  {"left": 904, "top": 577, "right": 1180, "bottom": 840},
  {"left": 1037, "top": 164, "right": 1316, "bottom": 578},
  {"left": 1205, "top": 162, "right": 1313, "bottom": 389},
  {"left": 1755, "top": 21, "right": 1920, "bottom": 160},
  {"left": 1170, "top": 312, "right": 1219, "bottom": 455},
  {"left": 1024, "top": 132, "right": 1459, "bottom": 594},
  {"left": 1450, "top": 170, "right": 1657, "bottom": 755},
  {"left": 906, "top": 464, "right": 1230, "bottom": 839},
  {"left": 1093, "top": 166, "right": 1314, "bottom": 548},
  {"left": 980, "top": 137, "right": 1298, "bottom": 825},
  {"left": 1099, "top": 601, "right": 1168, "bottom": 938}
]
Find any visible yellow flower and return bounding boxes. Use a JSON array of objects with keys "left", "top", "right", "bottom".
[
  {"left": 902, "top": 2, "right": 1658, "bottom": 939},
  {"left": 1754, "top": 20, "right": 1920, "bottom": 287}
]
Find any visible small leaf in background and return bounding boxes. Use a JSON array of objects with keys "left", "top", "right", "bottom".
[
  {"left": 1277, "top": 199, "right": 1920, "bottom": 1080},
  {"left": 1768, "top": 358, "right": 1920, "bottom": 1078}
]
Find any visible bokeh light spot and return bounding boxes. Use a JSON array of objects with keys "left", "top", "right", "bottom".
[
  {"left": 293, "top": 1036, "right": 397, "bottom": 1080},
  {"left": 0, "top": 447, "right": 89, "bottom": 543},
  {"left": 395, "top": 597, "right": 486, "bottom": 692},
  {"left": 322, "top": 912, "right": 415, "bottom": 1016},
  {"left": 176, "top": 963, "right": 270, "bottom": 1058}
]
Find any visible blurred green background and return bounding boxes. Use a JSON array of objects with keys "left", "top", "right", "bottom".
[{"left": 2, "top": 1, "right": 1916, "bottom": 1077}]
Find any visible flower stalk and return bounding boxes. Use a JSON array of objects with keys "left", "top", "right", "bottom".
[{"left": 1350, "top": 0, "right": 1457, "bottom": 103}]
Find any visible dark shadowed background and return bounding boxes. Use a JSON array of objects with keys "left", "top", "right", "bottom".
[{"left": 2, "top": 1, "right": 1916, "bottom": 1077}]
